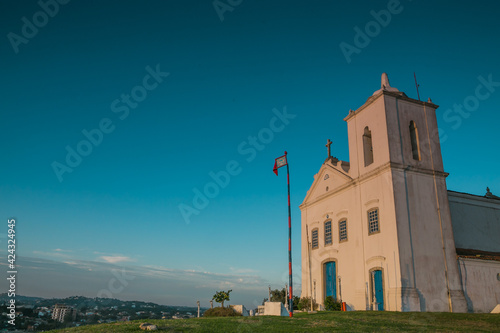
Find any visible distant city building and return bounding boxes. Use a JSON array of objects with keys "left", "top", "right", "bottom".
[{"left": 52, "top": 304, "right": 76, "bottom": 322}]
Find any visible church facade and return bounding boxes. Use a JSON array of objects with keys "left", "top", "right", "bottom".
[{"left": 300, "top": 74, "right": 500, "bottom": 313}]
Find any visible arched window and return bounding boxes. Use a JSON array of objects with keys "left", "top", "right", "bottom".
[
  {"left": 311, "top": 228, "right": 319, "bottom": 249},
  {"left": 409, "top": 121, "right": 420, "bottom": 160},
  {"left": 324, "top": 220, "right": 332, "bottom": 245},
  {"left": 339, "top": 219, "right": 348, "bottom": 242},
  {"left": 363, "top": 126, "right": 374, "bottom": 166}
]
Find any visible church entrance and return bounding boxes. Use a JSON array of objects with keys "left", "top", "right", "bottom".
[
  {"left": 371, "top": 269, "right": 384, "bottom": 310},
  {"left": 324, "top": 261, "right": 336, "bottom": 300}
]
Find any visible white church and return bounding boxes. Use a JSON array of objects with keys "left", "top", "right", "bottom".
[{"left": 300, "top": 73, "right": 500, "bottom": 313}]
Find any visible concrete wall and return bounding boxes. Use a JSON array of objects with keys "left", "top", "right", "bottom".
[
  {"left": 448, "top": 191, "right": 500, "bottom": 253},
  {"left": 458, "top": 258, "right": 500, "bottom": 313},
  {"left": 230, "top": 305, "right": 249, "bottom": 316},
  {"left": 262, "top": 302, "right": 288, "bottom": 316}
]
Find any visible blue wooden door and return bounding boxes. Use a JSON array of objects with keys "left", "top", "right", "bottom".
[
  {"left": 372, "top": 270, "right": 384, "bottom": 310},
  {"left": 324, "top": 261, "right": 336, "bottom": 299}
]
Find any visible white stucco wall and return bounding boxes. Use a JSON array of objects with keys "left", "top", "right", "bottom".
[
  {"left": 448, "top": 191, "right": 500, "bottom": 253},
  {"left": 458, "top": 258, "right": 500, "bottom": 313}
]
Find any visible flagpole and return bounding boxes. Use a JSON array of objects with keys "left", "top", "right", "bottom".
[
  {"left": 273, "top": 151, "right": 293, "bottom": 317},
  {"left": 286, "top": 151, "right": 293, "bottom": 317}
]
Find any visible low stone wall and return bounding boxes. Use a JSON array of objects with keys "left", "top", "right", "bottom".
[
  {"left": 458, "top": 257, "right": 500, "bottom": 313},
  {"left": 230, "top": 304, "right": 249, "bottom": 316}
]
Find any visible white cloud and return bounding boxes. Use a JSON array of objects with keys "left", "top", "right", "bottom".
[
  {"left": 33, "top": 250, "right": 71, "bottom": 259},
  {"left": 54, "top": 248, "right": 72, "bottom": 252},
  {"left": 229, "top": 267, "right": 259, "bottom": 274},
  {"left": 99, "top": 255, "right": 135, "bottom": 264},
  {"left": 16, "top": 255, "right": 272, "bottom": 309}
]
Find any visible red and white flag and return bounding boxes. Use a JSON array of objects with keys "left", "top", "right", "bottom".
[{"left": 273, "top": 152, "right": 288, "bottom": 176}]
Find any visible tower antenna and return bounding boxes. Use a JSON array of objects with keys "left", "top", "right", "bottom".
[{"left": 414, "top": 72, "right": 421, "bottom": 101}]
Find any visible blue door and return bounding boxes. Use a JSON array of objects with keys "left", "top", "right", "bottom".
[
  {"left": 324, "top": 261, "right": 336, "bottom": 299},
  {"left": 372, "top": 270, "right": 384, "bottom": 310}
]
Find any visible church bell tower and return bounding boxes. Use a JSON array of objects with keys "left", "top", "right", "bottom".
[{"left": 343, "top": 73, "right": 467, "bottom": 312}]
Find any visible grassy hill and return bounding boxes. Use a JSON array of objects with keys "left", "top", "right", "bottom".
[{"left": 48, "top": 311, "right": 500, "bottom": 332}]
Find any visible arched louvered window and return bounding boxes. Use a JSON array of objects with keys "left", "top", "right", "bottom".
[
  {"left": 363, "top": 126, "right": 374, "bottom": 166},
  {"left": 339, "top": 219, "right": 348, "bottom": 242},
  {"left": 311, "top": 228, "right": 319, "bottom": 249},
  {"left": 409, "top": 121, "right": 420, "bottom": 160},
  {"left": 324, "top": 220, "right": 332, "bottom": 245}
]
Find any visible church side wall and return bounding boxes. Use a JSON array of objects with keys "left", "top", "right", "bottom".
[
  {"left": 392, "top": 168, "right": 466, "bottom": 312},
  {"left": 458, "top": 258, "right": 500, "bottom": 313},
  {"left": 434, "top": 179, "right": 469, "bottom": 312},
  {"left": 384, "top": 93, "right": 466, "bottom": 312},
  {"left": 448, "top": 192, "right": 500, "bottom": 253}
]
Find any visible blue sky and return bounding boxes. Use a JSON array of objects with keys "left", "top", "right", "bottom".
[{"left": 1, "top": 0, "right": 499, "bottom": 309}]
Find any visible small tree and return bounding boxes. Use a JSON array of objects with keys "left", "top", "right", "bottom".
[
  {"left": 212, "top": 290, "right": 232, "bottom": 308},
  {"left": 268, "top": 288, "right": 300, "bottom": 310},
  {"left": 270, "top": 288, "right": 286, "bottom": 303}
]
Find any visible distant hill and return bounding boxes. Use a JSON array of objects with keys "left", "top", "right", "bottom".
[
  {"left": 0, "top": 293, "right": 199, "bottom": 311},
  {"left": 0, "top": 294, "right": 44, "bottom": 304},
  {"left": 0, "top": 294, "right": 203, "bottom": 331}
]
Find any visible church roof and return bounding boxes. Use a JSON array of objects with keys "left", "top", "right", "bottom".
[
  {"left": 344, "top": 73, "right": 438, "bottom": 122},
  {"left": 456, "top": 248, "right": 500, "bottom": 261},
  {"left": 448, "top": 188, "right": 500, "bottom": 201},
  {"left": 300, "top": 158, "right": 353, "bottom": 207},
  {"left": 371, "top": 72, "right": 400, "bottom": 96}
]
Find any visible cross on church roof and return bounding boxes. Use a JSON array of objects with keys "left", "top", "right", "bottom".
[{"left": 326, "top": 139, "right": 332, "bottom": 158}]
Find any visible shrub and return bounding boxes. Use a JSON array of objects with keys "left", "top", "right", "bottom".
[
  {"left": 203, "top": 307, "right": 242, "bottom": 317},
  {"left": 297, "top": 297, "right": 316, "bottom": 311},
  {"left": 324, "top": 296, "right": 342, "bottom": 311}
]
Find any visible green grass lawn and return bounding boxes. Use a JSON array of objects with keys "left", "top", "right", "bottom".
[{"left": 49, "top": 311, "right": 500, "bottom": 332}]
